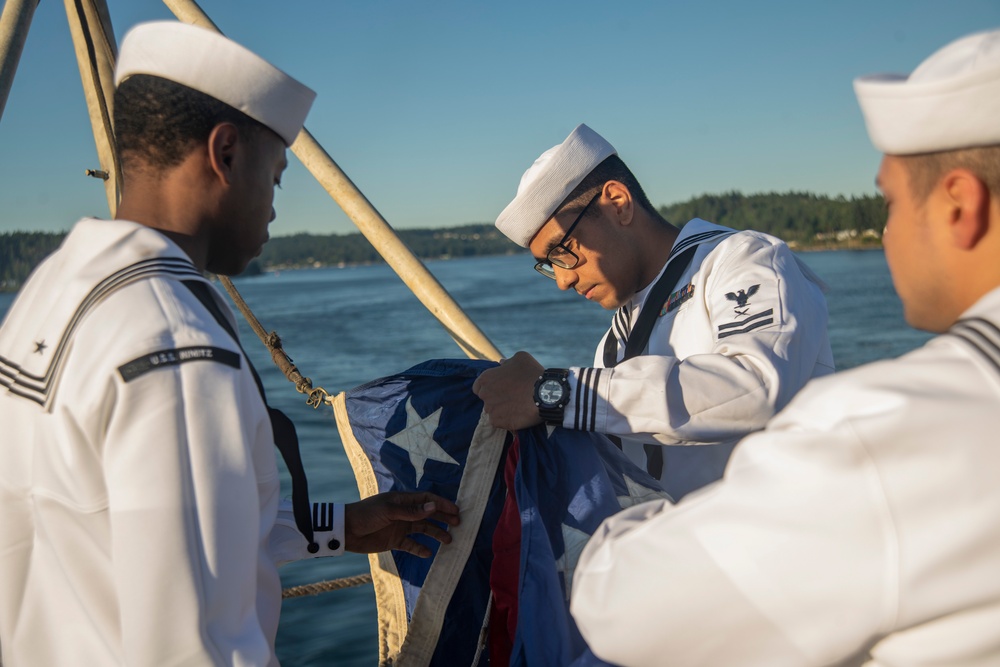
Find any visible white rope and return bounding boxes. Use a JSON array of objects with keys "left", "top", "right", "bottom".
[
  {"left": 281, "top": 573, "right": 372, "bottom": 599},
  {"left": 469, "top": 592, "right": 493, "bottom": 667}
]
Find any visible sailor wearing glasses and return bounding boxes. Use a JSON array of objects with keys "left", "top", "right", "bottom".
[{"left": 473, "top": 123, "right": 834, "bottom": 499}]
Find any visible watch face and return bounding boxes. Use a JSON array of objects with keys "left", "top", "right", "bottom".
[{"left": 537, "top": 378, "right": 565, "bottom": 406}]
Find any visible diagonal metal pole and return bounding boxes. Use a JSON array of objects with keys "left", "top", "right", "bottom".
[
  {"left": 64, "top": 0, "right": 120, "bottom": 213},
  {"left": 0, "top": 0, "right": 40, "bottom": 122},
  {"left": 160, "top": 0, "right": 504, "bottom": 362}
]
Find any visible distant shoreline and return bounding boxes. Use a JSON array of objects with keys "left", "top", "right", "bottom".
[
  {"left": 0, "top": 241, "right": 883, "bottom": 294},
  {"left": 0, "top": 190, "right": 886, "bottom": 293},
  {"left": 791, "top": 241, "right": 883, "bottom": 253}
]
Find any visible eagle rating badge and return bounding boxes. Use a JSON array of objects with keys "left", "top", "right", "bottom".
[{"left": 725, "top": 284, "right": 759, "bottom": 316}]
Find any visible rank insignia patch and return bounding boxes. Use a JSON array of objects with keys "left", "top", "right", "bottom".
[
  {"left": 717, "top": 308, "right": 775, "bottom": 339},
  {"left": 660, "top": 283, "right": 695, "bottom": 316},
  {"left": 725, "top": 284, "right": 760, "bottom": 316}
]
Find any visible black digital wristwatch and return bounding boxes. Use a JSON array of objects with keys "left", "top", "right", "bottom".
[{"left": 533, "top": 368, "right": 571, "bottom": 425}]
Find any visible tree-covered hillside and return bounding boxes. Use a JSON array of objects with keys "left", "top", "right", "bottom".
[
  {"left": 1, "top": 191, "right": 885, "bottom": 292},
  {"left": 258, "top": 224, "right": 519, "bottom": 269},
  {"left": 660, "top": 191, "right": 884, "bottom": 247},
  {"left": 0, "top": 232, "right": 65, "bottom": 292}
]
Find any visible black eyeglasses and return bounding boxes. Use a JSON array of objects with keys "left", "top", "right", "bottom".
[{"left": 533, "top": 192, "right": 601, "bottom": 279}]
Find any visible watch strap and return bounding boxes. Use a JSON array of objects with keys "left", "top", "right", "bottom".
[{"left": 535, "top": 368, "right": 570, "bottom": 425}]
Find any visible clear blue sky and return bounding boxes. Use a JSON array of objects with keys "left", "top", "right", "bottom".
[{"left": 1, "top": 0, "right": 998, "bottom": 236}]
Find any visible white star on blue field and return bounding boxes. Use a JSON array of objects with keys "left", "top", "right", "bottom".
[
  {"left": 556, "top": 474, "right": 671, "bottom": 600},
  {"left": 555, "top": 523, "right": 592, "bottom": 601},
  {"left": 617, "top": 475, "right": 672, "bottom": 510},
  {"left": 385, "top": 397, "right": 458, "bottom": 486}
]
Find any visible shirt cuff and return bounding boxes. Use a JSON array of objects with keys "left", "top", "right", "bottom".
[
  {"left": 270, "top": 500, "right": 346, "bottom": 566},
  {"left": 566, "top": 366, "right": 611, "bottom": 432},
  {"left": 311, "top": 502, "right": 346, "bottom": 557}
]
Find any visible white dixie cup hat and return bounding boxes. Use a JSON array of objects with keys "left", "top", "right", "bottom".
[
  {"left": 854, "top": 28, "right": 1000, "bottom": 155},
  {"left": 495, "top": 124, "right": 617, "bottom": 248},
  {"left": 115, "top": 20, "right": 316, "bottom": 146}
]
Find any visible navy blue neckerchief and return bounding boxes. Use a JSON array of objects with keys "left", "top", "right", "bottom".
[
  {"left": 183, "top": 280, "right": 318, "bottom": 552},
  {"left": 602, "top": 244, "right": 698, "bottom": 479}
]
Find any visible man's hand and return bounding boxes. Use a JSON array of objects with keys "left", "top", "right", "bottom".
[
  {"left": 345, "top": 492, "right": 461, "bottom": 558},
  {"left": 472, "top": 351, "right": 545, "bottom": 431}
]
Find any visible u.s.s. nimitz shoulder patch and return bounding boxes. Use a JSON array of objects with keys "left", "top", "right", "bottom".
[{"left": 118, "top": 346, "right": 241, "bottom": 382}]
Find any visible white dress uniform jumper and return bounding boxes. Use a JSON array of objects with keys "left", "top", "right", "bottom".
[
  {"left": 565, "top": 218, "right": 834, "bottom": 499},
  {"left": 0, "top": 219, "right": 342, "bottom": 666}
]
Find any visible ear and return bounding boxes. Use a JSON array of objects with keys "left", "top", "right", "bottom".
[
  {"left": 206, "top": 123, "right": 241, "bottom": 185},
  {"left": 940, "top": 168, "right": 989, "bottom": 250},
  {"left": 603, "top": 180, "right": 634, "bottom": 227}
]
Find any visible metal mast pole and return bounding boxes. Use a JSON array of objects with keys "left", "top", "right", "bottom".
[
  {"left": 0, "top": 0, "right": 39, "bottom": 122},
  {"left": 64, "top": 0, "right": 120, "bottom": 213}
]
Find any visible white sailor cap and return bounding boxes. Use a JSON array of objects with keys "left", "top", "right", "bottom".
[
  {"left": 854, "top": 28, "right": 1000, "bottom": 155},
  {"left": 495, "top": 124, "right": 617, "bottom": 248},
  {"left": 115, "top": 21, "right": 316, "bottom": 146}
]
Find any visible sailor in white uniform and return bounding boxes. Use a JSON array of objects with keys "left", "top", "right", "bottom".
[
  {"left": 473, "top": 124, "right": 834, "bottom": 499},
  {"left": 0, "top": 22, "right": 458, "bottom": 667},
  {"left": 571, "top": 28, "right": 1000, "bottom": 666}
]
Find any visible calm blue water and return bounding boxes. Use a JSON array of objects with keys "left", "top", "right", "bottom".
[{"left": 0, "top": 250, "right": 931, "bottom": 665}]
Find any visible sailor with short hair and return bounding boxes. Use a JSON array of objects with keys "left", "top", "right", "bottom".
[
  {"left": 571, "top": 28, "right": 1000, "bottom": 666},
  {"left": 0, "top": 21, "right": 459, "bottom": 666}
]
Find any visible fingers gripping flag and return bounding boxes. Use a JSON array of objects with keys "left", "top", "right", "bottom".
[{"left": 332, "top": 359, "right": 671, "bottom": 666}]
